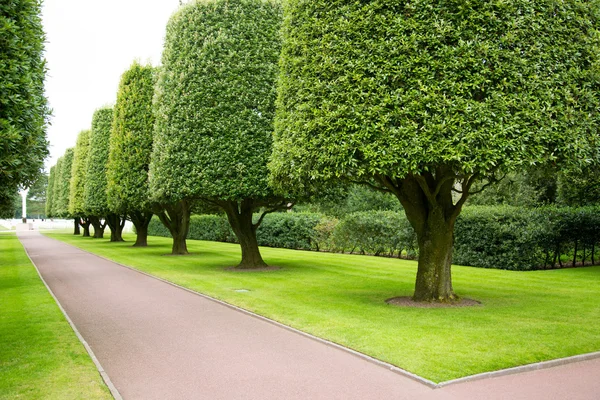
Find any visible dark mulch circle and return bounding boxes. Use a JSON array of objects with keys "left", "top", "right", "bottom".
[
  {"left": 225, "top": 266, "right": 281, "bottom": 272},
  {"left": 386, "top": 296, "right": 482, "bottom": 308}
]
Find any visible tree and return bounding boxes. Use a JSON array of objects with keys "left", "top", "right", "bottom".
[
  {"left": 69, "top": 130, "right": 93, "bottom": 236},
  {"left": 0, "top": 0, "right": 50, "bottom": 213},
  {"left": 45, "top": 165, "right": 56, "bottom": 217},
  {"left": 107, "top": 62, "right": 156, "bottom": 247},
  {"left": 53, "top": 149, "right": 74, "bottom": 219},
  {"left": 84, "top": 107, "right": 125, "bottom": 241},
  {"left": 150, "top": 0, "right": 285, "bottom": 266},
  {"left": 270, "top": 1, "right": 600, "bottom": 301}
]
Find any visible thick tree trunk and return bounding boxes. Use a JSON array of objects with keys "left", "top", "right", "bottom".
[
  {"left": 106, "top": 214, "right": 125, "bottom": 242},
  {"left": 156, "top": 201, "right": 190, "bottom": 255},
  {"left": 376, "top": 167, "right": 473, "bottom": 302},
  {"left": 73, "top": 218, "right": 81, "bottom": 235},
  {"left": 81, "top": 218, "right": 91, "bottom": 237},
  {"left": 413, "top": 210, "right": 456, "bottom": 302},
  {"left": 130, "top": 211, "right": 153, "bottom": 247},
  {"left": 223, "top": 200, "right": 267, "bottom": 269},
  {"left": 89, "top": 216, "right": 106, "bottom": 239}
]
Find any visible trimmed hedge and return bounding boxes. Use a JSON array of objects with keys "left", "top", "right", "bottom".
[
  {"left": 454, "top": 206, "right": 600, "bottom": 270},
  {"left": 147, "top": 207, "right": 600, "bottom": 271}
]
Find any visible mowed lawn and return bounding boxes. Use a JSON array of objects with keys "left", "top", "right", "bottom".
[
  {"left": 47, "top": 232, "right": 600, "bottom": 383},
  {"left": 0, "top": 233, "right": 111, "bottom": 400}
]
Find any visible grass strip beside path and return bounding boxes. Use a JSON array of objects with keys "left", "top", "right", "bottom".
[
  {"left": 0, "top": 233, "right": 111, "bottom": 400},
  {"left": 48, "top": 232, "right": 600, "bottom": 383}
]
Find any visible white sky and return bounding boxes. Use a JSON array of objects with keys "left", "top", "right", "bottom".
[{"left": 42, "top": 0, "right": 183, "bottom": 170}]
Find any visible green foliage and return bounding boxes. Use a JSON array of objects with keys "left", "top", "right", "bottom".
[
  {"left": 256, "top": 212, "right": 321, "bottom": 250},
  {"left": 0, "top": 188, "right": 19, "bottom": 219},
  {"left": 46, "top": 166, "right": 54, "bottom": 218},
  {"left": 69, "top": 130, "right": 91, "bottom": 217},
  {"left": 331, "top": 211, "right": 417, "bottom": 257},
  {"left": 150, "top": 0, "right": 283, "bottom": 203},
  {"left": 53, "top": 149, "right": 74, "bottom": 218},
  {"left": 557, "top": 163, "right": 600, "bottom": 206},
  {"left": 271, "top": 0, "right": 600, "bottom": 189},
  {"left": 107, "top": 62, "right": 156, "bottom": 214},
  {"left": 0, "top": 0, "right": 50, "bottom": 202},
  {"left": 454, "top": 206, "right": 600, "bottom": 270},
  {"left": 302, "top": 184, "right": 401, "bottom": 217},
  {"left": 469, "top": 165, "right": 559, "bottom": 207},
  {"left": 84, "top": 108, "right": 113, "bottom": 216}
]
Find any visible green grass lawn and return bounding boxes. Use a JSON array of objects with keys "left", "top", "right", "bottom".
[
  {"left": 47, "top": 232, "right": 600, "bottom": 383},
  {"left": 0, "top": 233, "right": 111, "bottom": 400}
]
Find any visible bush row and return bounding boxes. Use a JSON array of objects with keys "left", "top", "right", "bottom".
[{"left": 147, "top": 206, "right": 600, "bottom": 270}]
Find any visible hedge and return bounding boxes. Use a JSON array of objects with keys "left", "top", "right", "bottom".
[{"left": 147, "top": 207, "right": 600, "bottom": 271}]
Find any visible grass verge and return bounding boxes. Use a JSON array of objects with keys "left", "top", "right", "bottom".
[
  {"left": 0, "top": 233, "right": 111, "bottom": 400},
  {"left": 47, "top": 232, "right": 600, "bottom": 383}
]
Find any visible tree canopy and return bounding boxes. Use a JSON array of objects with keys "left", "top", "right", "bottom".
[
  {"left": 84, "top": 108, "right": 113, "bottom": 217},
  {"left": 107, "top": 62, "right": 155, "bottom": 215},
  {"left": 0, "top": 0, "right": 50, "bottom": 210},
  {"left": 270, "top": 0, "right": 600, "bottom": 301},
  {"left": 45, "top": 165, "right": 56, "bottom": 217},
  {"left": 53, "top": 148, "right": 74, "bottom": 218},
  {"left": 69, "top": 130, "right": 91, "bottom": 217}
]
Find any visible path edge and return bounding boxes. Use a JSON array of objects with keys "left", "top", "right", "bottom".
[
  {"left": 41, "top": 232, "right": 600, "bottom": 390},
  {"left": 17, "top": 232, "right": 124, "bottom": 400}
]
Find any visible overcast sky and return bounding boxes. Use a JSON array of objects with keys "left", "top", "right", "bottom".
[{"left": 42, "top": 0, "right": 183, "bottom": 170}]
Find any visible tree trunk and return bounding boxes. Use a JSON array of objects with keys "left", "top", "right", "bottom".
[
  {"left": 130, "top": 211, "right": 153, "bottom": 247},
  {"left": 106, "top": 214, "right": 125, "bottom": 242},
  {"left": 376, "top": 168, "right": 471, "bottom": 302},
  {"left": 89, "top": 216, "right": 106, "bottom": 239},
  {"left": 73, "top": 218, "right": 81, "bottom": 235},
  {"left": 81, "top": 218, "right": 91, "bottom": 237},
  {"left": 156, "top": 200, "right": 190, "bottom": 255},
  {"left": 412, "top": 210, "right": 456, "bottom": 302},
  {"left": 223, "top": 200, "right": 267, "bottom": 269}
]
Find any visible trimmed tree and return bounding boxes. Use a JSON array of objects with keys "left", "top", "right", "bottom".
[
  {"left": 69, "top": 130, "right": 92, "bottom": 236},
  {"left": 150, "top": 0, "right": 286, "bottom": 266},
  {"left": 0, "top": 0, "right": 50, "bottom": 213},
  {"left": 45, "top": 165, "right": 56, "bottom": 218},
  {"left": 107, "top": 62, "right": 156, "bottom": 247},
  {"left": 53, "top": 148, "right": 74, "bottom": 219},
  {"left": 84, "top": 107, "right": 125, "bottom": 241},
  {"left": 271, "top": 1, "right": 600, "bottom": 301}
]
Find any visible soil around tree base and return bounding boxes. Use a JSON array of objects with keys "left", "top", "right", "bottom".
[
  {"left": 386, "top": 296, "right": 481, "bottom": 308},
  {"left": 225, "top": 266, "right": 281, "bottom": 272}
]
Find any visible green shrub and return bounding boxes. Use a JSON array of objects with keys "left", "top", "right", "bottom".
[
  {"left": 332, "top": 211, "right": 417, "bottom": 257},
  {"left": 256, "top": 212, "right": 321, "bottom": 250},
  {"left": 453, "top": 207, "right": 545, "bottom": 270}
]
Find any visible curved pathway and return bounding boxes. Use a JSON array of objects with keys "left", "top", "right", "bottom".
[{"left": 18, "top": 231, "right": 600, "bottom": 400}]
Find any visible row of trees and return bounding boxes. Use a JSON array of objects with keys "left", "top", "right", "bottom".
[
  {"left": 48, "top": 0, "right": 600, "bottom": 303},
  {"left": 47, "top": 0, "right": 286, "bottom": 269}
]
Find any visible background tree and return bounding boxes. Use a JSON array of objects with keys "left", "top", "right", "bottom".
[
  {"left": 107, "top": 62, "right": 156, "bottom": 247},
  {"left": 69, "top": 130, "right": 92, "bottom": 236},
  {"left": 84, "top": 108, "right": 125, "bottom": 241},
  {"left": 25, "top": 172, "right": 47, "bottom": 218},
  {"left": 45, "top": 165, "right": 56, "bottom": 218},
  {"left": 0, "top": 189, "right": 19, "bottom": 219},
  {"left": 271, "top": 0, "right": 600, "bottom": 302},
  {"left": 0, "top": 0, "right": 50, "bottom": 213},
  {"left": 558, "top": 163, "right": 600, "bottom": 206},
  {"left": 53, "top": 149, "right": 74, "bottom": 220},
  {"left": 150, "top": 0, "right": 285, "bottom": 267}
]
